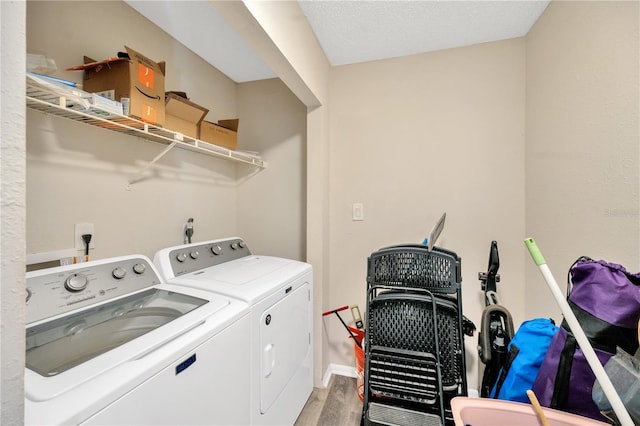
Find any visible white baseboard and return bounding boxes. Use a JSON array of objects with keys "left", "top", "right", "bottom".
[{"left": 322, "top": 363, "right": 357, "bottom": 387}]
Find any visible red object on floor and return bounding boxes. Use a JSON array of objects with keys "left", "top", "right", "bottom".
[{"left": 349, "top": 326, "right": 365, "bottom": 402}]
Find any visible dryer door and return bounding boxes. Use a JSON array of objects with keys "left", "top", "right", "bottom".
[{"left": 259, "top": 282, "right": 310, "bottom": 414}]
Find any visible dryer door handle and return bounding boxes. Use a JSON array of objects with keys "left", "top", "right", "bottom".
[{"left": 263, "top": 343, "right": 275, "bottom": 378}]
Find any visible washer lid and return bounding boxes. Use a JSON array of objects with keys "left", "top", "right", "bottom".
[
  {"left": 26, "top": 288, "right": 210, "bottom": 377},
  {"left": 200, "top": 256, "right": 291, "bottom": 284},
  {"left": 173, "top": 256, "right": 311, "bottom": 303},
  {"left": 24, "top": 282, "right": 250, "bottom": 405}
]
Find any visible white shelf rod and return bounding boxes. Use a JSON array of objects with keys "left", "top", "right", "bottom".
[
  {"left": 127, "top": 141, "right": 179, "bottom": 186},
  {"left": 27, "top": 84, "right": 267, "bottom": 170}
]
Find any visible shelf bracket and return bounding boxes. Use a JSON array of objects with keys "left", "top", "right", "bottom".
[{"left": 127, "top": 141, "right": 178, "bottom": 188}]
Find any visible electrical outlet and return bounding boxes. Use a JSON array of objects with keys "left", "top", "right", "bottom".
[{"left": 75, "top": 223, "right": 95, "bottom": 251}]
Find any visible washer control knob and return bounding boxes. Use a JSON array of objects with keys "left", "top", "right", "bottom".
[
  {"left": 65, "top": 273, "right": 89, "bottom": 292},
  {"left": 211, "top": 245, "right": 222, "bottom": 256},
  {"left": 190, "top": 250, "right": 199, "bottom": 259},
  {"left": 176, "top": 252, "right": 188, "bottom": 262},
  {"left": 133, "top": 263, "right": 146, "bottom": 274},
  {"left": 231, "top": 242, "right": 239, "bottom": 250},
  {"left": 26, "top": 287, "right": 33, "bottom": 303},
  {"left": 112, "top": 267, "right": 127, "bottom": 280},
  {"left": 238, "top": 241, "right": 246, "bottom": 249}
]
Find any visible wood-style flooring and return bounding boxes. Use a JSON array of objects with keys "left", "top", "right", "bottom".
[{"left": 295, "top": 375, "right": 363, "bottom": 426}]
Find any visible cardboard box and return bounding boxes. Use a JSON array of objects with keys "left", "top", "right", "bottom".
[
  {"left": 200, "top": 119, "right": 239, "bottom": 150},
  {"left": 70, "top": 46, "right": 166, "bottom": 126},
  {"left": 164, "top": 93, "right": 208, "bottom": 139}
]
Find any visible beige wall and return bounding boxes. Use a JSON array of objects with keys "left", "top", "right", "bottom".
[
  {"left": 321, "top": 0, "right": 638, "bottom": 394},
  {"left": 26, "top": 1, "right": 305, "bottom": 263},
  {"left": 525, "top": 1, "right": 639, "bottom": 321},
  {"left": 213, "top": 1, "right": 332, "bottom": 385},
  {"left": 236, "top": 78, "right": 307, "bottom": 260},
  {"left": 27, "top": 1, "right": 235, "bottom": 260},
  {"left": 327, "top": 39, "right": 527, "bottom": 390}
]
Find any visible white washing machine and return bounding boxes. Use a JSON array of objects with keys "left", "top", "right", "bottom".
[
  {"left": 154, "top": 237, "right": 313, "bottom": 426},
  {"left": 25, "top": 255, "right": 252, "bottom": 425}
]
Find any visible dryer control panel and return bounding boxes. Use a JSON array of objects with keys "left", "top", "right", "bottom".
[
  {"left": 26, "top": 256, "right": 162, "bottom": 324},
  {"left": 162, "top": 238, "right": 251, "bottom": 277}
]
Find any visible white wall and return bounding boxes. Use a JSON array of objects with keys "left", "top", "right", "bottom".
[
  {"left": 525, "top": 0, "right": 640, "bottom": 321},
  {"left": 1, "top": 1, "right": 27, "bottom": 423},
  {"left": 327, "top": 39, "right": 527, "bottom": 391}
]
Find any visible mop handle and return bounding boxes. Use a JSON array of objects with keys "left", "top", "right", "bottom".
[
  {"left": 524, "top": 238, "right": 634, "bottom": 426},
  {"left": 322, "top": 305, "right": 349, "bottom": 316},
  {"left": 322, "top": 305, "right": 362, "bottom": 348}
]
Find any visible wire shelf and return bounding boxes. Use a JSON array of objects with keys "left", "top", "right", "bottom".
[{"left": 26, "top": 83, "right": 266, "bottom": 169}]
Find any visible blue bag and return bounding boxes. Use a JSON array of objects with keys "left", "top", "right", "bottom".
[{"left": 489, "top": 318, "right": 559, "bottom": 402}]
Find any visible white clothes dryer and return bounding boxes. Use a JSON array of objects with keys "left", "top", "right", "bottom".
[
  {"left": 154, "top": 237, "right": 313, "bottom": 426},
  {"left": 25, "top": 255, "right": 251, "bottom": 425}
]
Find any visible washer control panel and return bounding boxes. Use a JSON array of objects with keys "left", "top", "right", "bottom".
[
  {"left": 167, "top": 238, "right": 251, "bottom": 277},
  {"left": 26, "top": 256, "right": 162, "bottom": 324}
]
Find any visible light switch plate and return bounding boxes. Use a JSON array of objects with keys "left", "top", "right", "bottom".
[{"left": 352, "top": 203, "right": 364, "bottom": 221}]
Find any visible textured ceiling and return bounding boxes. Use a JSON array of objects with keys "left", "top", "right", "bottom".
[
  {"left": 299, "top": 1, "right": 550, "bottom": 66},
  {"left": 126, "top": 0, "right": 550, "bottom": 83}
]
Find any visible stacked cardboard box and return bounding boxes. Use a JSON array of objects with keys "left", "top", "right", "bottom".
[
  {"left": 69, "top": 46, "right": 166, "bottom": 126},
  {"left": 200, "top": 119, "right": 239, "bottom": 150},
  {"left": 165, "top": 92, "right": 208, "bottom": 139},
  {"left": 69, "top": 46, "right": 240, "bottom": 150}
]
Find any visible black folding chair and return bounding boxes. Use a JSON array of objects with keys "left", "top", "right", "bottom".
[{"left": 362, "top": 244, "right": 468, "bottom": 426}]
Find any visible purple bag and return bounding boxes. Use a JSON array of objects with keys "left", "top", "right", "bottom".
[{"left": 532, "top": 257, "right": 640, "bottom": 422}]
